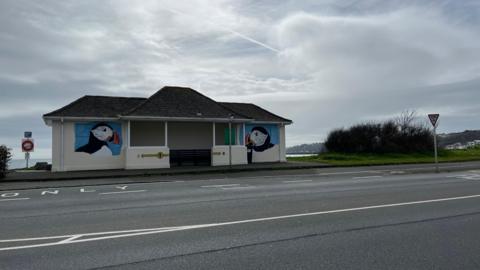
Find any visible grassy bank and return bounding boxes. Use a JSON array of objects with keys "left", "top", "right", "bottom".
[{"left": 288, "top": 147, "right": 480, "bottom": 166}]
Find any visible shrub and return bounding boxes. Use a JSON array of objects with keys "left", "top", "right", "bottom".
[
  {"left": 0, "top": 145, "right": 12, "bottom": 178},
  {"left": 325, "top": 118, "right": 433, "bottom": 154}
]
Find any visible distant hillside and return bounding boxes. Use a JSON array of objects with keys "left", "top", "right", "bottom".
[
  {"left": 287, "top": 143, "right": 325, "bottom": 154},
  {"left": 439, "top": 130, "right": 480, "bottom": 148}
]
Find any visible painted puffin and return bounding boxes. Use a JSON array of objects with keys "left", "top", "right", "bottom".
[
  {"left": 76, "top": 122, "right": 119, "bottom": 156},
  {"left": 248, "top": 126, "right": 274, "bottom": 152}
]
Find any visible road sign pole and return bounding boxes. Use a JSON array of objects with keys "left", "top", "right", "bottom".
[
  {"left": 428, "top": 114, "right": 440, "bottom": 173},
  {"left": 433, "top": 125, "right": 438, "bottom": 173},
  {"left": 25, "top": 152, "right": 30, "bottom": 169}
]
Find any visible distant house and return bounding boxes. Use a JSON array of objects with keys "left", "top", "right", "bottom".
[{"left": 43, "top": 86, "right": 292, "bottom": 171}]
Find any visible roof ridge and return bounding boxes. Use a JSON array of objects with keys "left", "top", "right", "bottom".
[
  {"left": 220, "top": 102, "right": 292, "bottom": 123},
  {"left": 122, "top": 87, "right": 167, "bottom": 115},
  {"left": 219, "top": 101, "right": 254, "bottom": 105},
  {"left": 217, "top": 102, "right": 252, "bottom": 119},
  {"left": 83, "top": 95, "right": 147, "bottom": 99},
  {"left": 123, "top": 86, "right": 251, "bottom": 119},
  {"left": 248, "top": 103, "right": 291, "bottom": 122}
]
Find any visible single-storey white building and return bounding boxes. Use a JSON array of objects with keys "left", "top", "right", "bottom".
[{"left": 43, "top": 86, "right": 292, "bottom": 171}]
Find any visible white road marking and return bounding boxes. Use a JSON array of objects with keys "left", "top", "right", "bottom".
[
  {"left": 282, "top": 180, "right": 313, "bottom": 183},
  {"left": 447, "top": 174, "right": 480, "bottom": 180},
  {"left": 221, "top": 186, "right": 254, "bottom": 190},
  {"left": 58, "top": 235, "right": 82, "bottom": 243},
  {"left": 201, "top": 184, "right": 240, "bottom": 188},
  {"left": 0, "top": 198, "right": 30, "bottom": 202},
  {"left": 352, "top": 176, "right": 383, "bottom": 180},
  {"left": 41, "top": 190, "right": 59, "bottom": 196},
  {"left": 1, "top": 193, "right": 20, "bottom": 198},
  {"left": 99, "top": 190, "right": 146, "bottom": 195},
  {"left": 2, "top": 193, "right": 480, "bottom": 251}
]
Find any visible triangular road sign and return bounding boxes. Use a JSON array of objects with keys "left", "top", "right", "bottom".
[{"left": 428, "top": 114, "right": 440, "bottom": 127}]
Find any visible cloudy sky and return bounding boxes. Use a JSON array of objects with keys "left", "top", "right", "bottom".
[{"left": 1, "top": 0, "right": 479, "bottom": 159}]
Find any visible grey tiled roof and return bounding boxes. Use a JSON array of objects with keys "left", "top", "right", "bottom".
[
  {"left": 44, "top": 86, "right": 292, "bottom": 123},
  {"left": 43, "top": 95, "right": 146, "bottom": 118},
  {"left": 124, "top": 86, "right": 248, "bottom": 119},
  {"left": 220, "top": 102, "right": 292, "bottom": 123}
]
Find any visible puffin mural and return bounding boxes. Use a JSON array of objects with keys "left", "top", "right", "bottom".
[
  {"left": 75, "top": 122, "right": 122, "bottom": 156},
  {"left": 247, "top": 126, "right": 274, "bottom": 152},
  {"left": 245, "top": 124, "right": 279, "bottom": 164}
]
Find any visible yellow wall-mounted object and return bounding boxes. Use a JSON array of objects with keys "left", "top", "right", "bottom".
[{"left": 139, "top": 152, "right": 169, "bottom": 159}]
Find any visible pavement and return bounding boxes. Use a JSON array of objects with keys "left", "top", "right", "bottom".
[
  {"left": 1, "top": 165, "right": 480, "bottom": 269},
  {"left": 2, "top": 160, "right": 480, "bottom": 191},
  {"left": 3, "top": 161, "right": 330, "bottom": 182}
]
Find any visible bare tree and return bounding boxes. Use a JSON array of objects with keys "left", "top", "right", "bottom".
[{"left": 395, "top": 109, "right": 417, "bottom": 132}]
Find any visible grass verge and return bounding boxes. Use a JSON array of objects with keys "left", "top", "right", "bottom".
[{"left": 287, "top": 147, "right": 480, "bottom": 166}]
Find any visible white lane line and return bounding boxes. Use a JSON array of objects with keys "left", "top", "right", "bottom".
[
  {"left": 352, "top": 176, "right": 383, "bottom": 180},
  {"left": 99, "top": 190, "right": 146, "bottom": 195},
  {"left": 0, "top": 198, "right": 30, "bottom": 202},
  {"left": 2, "top": 193, "right": 480, "bottom": 251},
  {"left": 201, "top": 184, "right": 240, "bottom": 188},
  {"left": 221, "top": 186, "right": 255, "bottom": 190},
  {"left": 282, "top": 180, "right": 313, "bottom": 183},
  {"left": 448, "top": 174, "right": 480, "bottom": 180}
]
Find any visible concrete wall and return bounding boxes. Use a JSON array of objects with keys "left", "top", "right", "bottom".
[
  {"left": 168, "top": 122, "right": 212, "bottom": 150},
  {"left": 251, "top": 145, "right": 280, "bottom": 163},
  {"left": 211, "top": 145, "right": 247, "bottom": 166},
  {"left": 125, "top": 147, "right": 169, "bottom": 169},
  {"left": 50, "top": 120, "right": 287, "bottom": 171},
  {"left": 51, "top": 120, "right": 126, "bottom": 171},
  {"left": 130, "top": 121, "right": 165, "bottom": 146}
]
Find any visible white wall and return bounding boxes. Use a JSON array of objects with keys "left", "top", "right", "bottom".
[
  {"left": 251, "top": 145, "right": 280, "bottom": 163},
  {"left": 51, "top": 120, "right": 126, "bottom": 171},
  {"left": 125, "top": 147, "right": 169, "bottom": 169},
  {"left": 50, "top": 120, "right": 288, "bottom": 171},
  {"left": 211, "top": 145, "right": 247, "bottom": 166}
]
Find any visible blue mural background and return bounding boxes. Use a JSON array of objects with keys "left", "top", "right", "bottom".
[
  {"left": 74, "top": 122, "right": 122, "bottom": 156},
  {"left": 243, "top": 124, "right": 279, "bottom": 146}
]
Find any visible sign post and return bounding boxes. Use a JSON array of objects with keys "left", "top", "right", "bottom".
[
  {"left": 428, "top": 114, "right": 440, "bottom": 173},
  {"left": 22, "top": 131, "right": 34, "bottom": 169}
]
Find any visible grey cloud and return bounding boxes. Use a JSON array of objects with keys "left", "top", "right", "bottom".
[{"left": 0, "top": 0, "right": 479, "bottom": 158}]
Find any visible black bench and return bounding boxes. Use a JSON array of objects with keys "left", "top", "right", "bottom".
[{"left": 170, "top": 149, "right": 211, "bottom": 166}]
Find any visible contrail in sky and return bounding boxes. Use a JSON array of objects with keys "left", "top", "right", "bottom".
[{"left": 163, "top": 7, "right": 280, "bottom": 53}]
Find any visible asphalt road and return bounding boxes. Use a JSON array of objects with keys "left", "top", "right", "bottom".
[{"left": 1, "top": 166, "right": 480, "bottom": 269}]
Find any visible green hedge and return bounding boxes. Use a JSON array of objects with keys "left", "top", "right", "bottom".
[
  {"left": 0, "top": 145, "right": 12, "bottom": 178},
  {"left": 325, "top": 120, "right": 433, "bottom": 154}
]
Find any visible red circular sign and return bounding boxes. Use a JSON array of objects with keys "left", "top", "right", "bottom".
[{"left": 22, "top": 140, "right": 34, "bottom": 152}]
